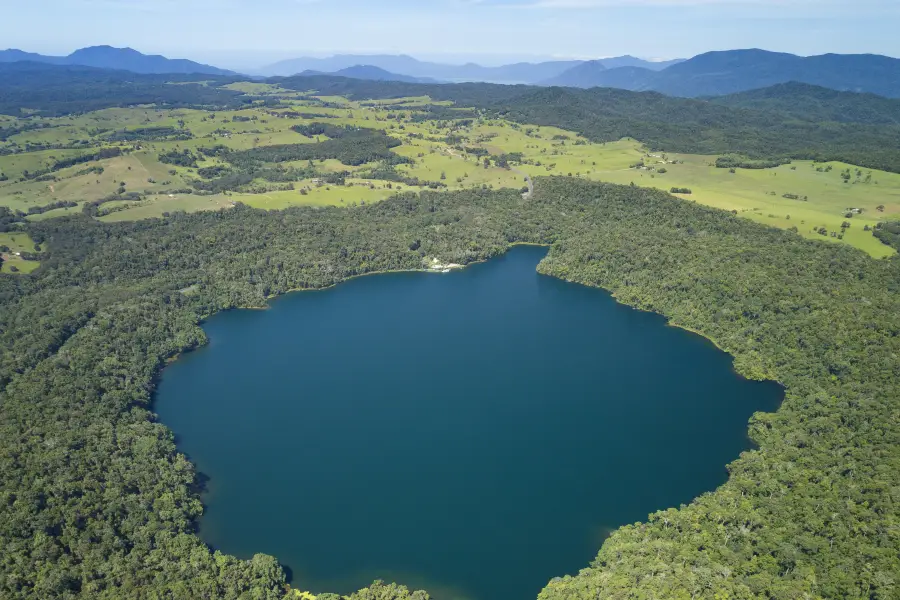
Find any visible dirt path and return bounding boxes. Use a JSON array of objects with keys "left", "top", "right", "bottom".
[{"left": 511, "top": 167, "right": 534, "bottom": 199}]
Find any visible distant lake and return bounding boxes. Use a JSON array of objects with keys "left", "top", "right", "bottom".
[{"left": 154, "top": 245, "right": 782, "bottom": 600}]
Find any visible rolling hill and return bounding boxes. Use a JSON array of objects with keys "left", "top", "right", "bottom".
[
  {"left": 711, "top": 82, "right": 900, "bottom": 124},
  {"left": 0, "top": 45, "right": 234, "bottom": 76}
]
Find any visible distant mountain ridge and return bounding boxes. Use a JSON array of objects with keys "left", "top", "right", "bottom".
[
  {"left": 257, "top": 54, "right": 682, "bottom": 84},
  {"left": 544, "top": 62, "right": 653, "bottom": 89},
  {"left": 592, "top": 55, "right": 684, "bottom": 71},
  {"left": 0, "top": 45, "right": 234, "bottom": 76},
  {"left": 544, "top": 49, "right": 900, "bottom": 98},
  {"left": 8, "top": 46, "right": 896, "bottom": 100},
  {"left": 302, "top": 65, "right": 440, "bottom": 84}
]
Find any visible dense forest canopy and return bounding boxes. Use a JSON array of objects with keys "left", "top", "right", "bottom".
[
  {"left": 229, "top": 124, "right": 409, "bottom": 167},
  {"left": 2, "top": 177, "right": 899, "bottom": 598},
  {"left": 0, "top": 63, "right": 246, "bottom": 116},
  {"left": 709, "top": 82, "right": 900, "bottom": 125}
]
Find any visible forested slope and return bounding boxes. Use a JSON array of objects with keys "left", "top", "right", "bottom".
[
  {"left": 710, "top": 82, "right": 900, "bottom": 125},
  {"left": 0, "top": 63, "right": 246, "bottom": 116},
  {"left": 1, "top": 178, "right": 898, "bottom": 598}
]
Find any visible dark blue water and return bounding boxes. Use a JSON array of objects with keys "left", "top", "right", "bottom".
[{"left": 155, "top": 245, "right": 782, "bottom": 600}]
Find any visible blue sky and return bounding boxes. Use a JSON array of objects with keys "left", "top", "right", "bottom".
[{"left": 2, "top": 0, "right": 898, "bottom": 68}]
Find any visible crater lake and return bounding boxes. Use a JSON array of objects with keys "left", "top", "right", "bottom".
[{"left": 154, "top": 245, "right": 783, "bottom": 600}]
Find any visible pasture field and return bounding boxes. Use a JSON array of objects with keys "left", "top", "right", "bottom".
[
  {"left": 1, "top": 85, "right": 899, "bottom": 257},
  {"left": 588, "top": 154, "right": 900, "bottom": 258},
  {"left": 0, "top": 231, "right": 41, "bottom": 273}
]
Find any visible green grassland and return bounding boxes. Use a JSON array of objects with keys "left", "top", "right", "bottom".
[
  {"left": 586, "top": 153, "right": 900, "bottom": 258},
  {"left": 2, "top": 88, "right": 899, "bottom": 257},
  {"left": 222, "top": 82, "right": 290, "bottom": 95},
  {"left": 0, "top": 231, "right": 41, "bottom": 273},
  {"left": 98, "top": 193, "right": 236, "bottom": 222}
]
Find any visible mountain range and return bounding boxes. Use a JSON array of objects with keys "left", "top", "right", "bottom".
[
  {"left": 2, "top": 46, "right": 899, "bottom": 100},
  {"left": 544, "top": 49, "right": 900, "bottom": 98},
  {"left": 256, "top": 54, "right": 680, "bottom": 83},
  {"left": 0, "top": 45, "right": 234, "bottom": 76}
]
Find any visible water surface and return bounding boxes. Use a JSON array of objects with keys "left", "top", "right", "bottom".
[{"left": 155, "top": 246, "right": 782, "bottom": 600}]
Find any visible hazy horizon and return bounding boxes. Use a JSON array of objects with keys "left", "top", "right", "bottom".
[
  {"left": 1, "top": 45, "right": 690, "bottom": 71},
  {"left": 2, "top": 0, "right": 898, "bottom": 71},
  {"left": 4, "top": 45, "right": 900, "bottom": 74}
]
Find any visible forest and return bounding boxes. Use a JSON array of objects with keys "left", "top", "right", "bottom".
[
  {"left": 1, "top": 175, "right": 899, "bottom": 598},
  {"left": 0, "top": 63, "right": 248, "bottom": 116},
  {"left": 228, "top": 125, "right": 409, "bottom": 167},
  {"left": 1, "top": 66, "right": 900, "bottom": 600}
]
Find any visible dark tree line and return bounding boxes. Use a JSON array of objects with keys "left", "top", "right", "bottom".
[
  {"left": 874, "top": 221, "right": 900, "bottom": 250},
  {"left": 716, "top": 156, "right": 792, "bottom": 169},
  {"left": 158, "top": 148, "right": 199, "bottom": 168},
  {"left": 107, "top": 126, "right": 192, "bottom": 142},
  {"left": 18, "top": 147, "right": 122, "bottom": 181}
]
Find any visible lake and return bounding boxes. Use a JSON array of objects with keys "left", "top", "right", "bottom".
[{"left": 154, "top": 245, "right": 782, "bottom": 600}]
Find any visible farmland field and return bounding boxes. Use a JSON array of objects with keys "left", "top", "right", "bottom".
[
  {"left": 0, "top": 231, "right": 41, "bottom": 273},
  {"left": 2, "top": 84, "right": 899, "bottom": 257}
]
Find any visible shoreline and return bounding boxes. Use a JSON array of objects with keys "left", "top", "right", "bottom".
[
  {"left": 231, "top": 242, "right": 552, "bottom": 311},
  {"left": 196, "top": 240, "right": 781, "bottom": 391}
]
